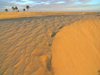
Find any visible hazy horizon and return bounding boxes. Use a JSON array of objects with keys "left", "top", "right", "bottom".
[{"left": 0, "top": 0, "right": 100, "bottom": 12}]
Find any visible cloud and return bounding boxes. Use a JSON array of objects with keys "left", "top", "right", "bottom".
[
  {"left": 0, "top": 0, "right": 92, "bottom": 8},
  {"left": 28, "top": 0, "right": 74, "bottom": 4},
  {"left": 28, "top": 0, "right": 92, "bottom": 4},
  {"left": 78, "top": 0, "right": 92, "bottom": 3},
  {"left": 0, "top": 0, "right": 15, "bottom": 7},
  {"left": 0, "top": 0, "right": 99, "bottom": 12}
]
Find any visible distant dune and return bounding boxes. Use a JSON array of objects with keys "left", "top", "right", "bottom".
[
  {"left": 52, "top": 19, "right": 100, "bottom": 75},
  {"left": 0, "top": 12, "right": 100, "bottom": 20}
]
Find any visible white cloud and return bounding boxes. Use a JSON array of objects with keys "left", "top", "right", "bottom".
[
  {"left": 78, "top": 0, "right": 92, "bottom": 3},
  {"left": 0, "top": 0, "right": 99, "bottom": 12}
]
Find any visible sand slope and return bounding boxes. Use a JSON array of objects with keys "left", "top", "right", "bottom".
[
  {"left": 52, "top": 19, "right": 100, "bottom": 75},
  {"left": 0, "top": 14, "right": 100, "bottom": 75}
]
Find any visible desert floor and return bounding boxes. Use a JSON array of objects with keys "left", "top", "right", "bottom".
[{"left": 0, "top": 12, "right": 100, "bottom": 75}]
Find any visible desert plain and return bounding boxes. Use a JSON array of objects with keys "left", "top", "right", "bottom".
[{"left": 0, "top": 12, "right": 100, "bottom": 75}]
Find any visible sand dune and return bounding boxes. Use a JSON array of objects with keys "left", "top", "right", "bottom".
[
  {"left": 0, "top": 13, "right": 100, "bottom": 75},
  {"left": 52, "top": 19, "right": 100, "bottom": 75},
  {"left": 0, "top": 12, "right": 100, "bottom": 20}
]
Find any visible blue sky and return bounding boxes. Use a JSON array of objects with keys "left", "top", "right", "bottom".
[{"left": 0, "top": 0, "right": 100, "bottom": 12}]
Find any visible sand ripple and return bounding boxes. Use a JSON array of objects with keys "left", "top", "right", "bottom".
[{"left": 0, "top": 15, "right": 100, "bottom": 75}]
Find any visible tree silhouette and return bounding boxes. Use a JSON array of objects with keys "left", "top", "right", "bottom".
[
  {"left": 15, "top": 6, "right": 18, "bottom": 12},
  {"left": 5, "top": 9, "right": 8, "bottom": 12},
  {"left": 12, "top": 7, "right": 15, "bottom": 12},
  {"left": 26, "top": 5, "right": 30, "bottom": 12},
  {"left": 17, "top": 10, "right": 19, "bottom": 12},
  {"left": 23, "top": 9, "right": 25, "bottom": 12}
]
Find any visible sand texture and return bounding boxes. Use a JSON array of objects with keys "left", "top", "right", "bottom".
[
  {"left": 0, "top": 12, "right": 100, "bottom": 20},
  {"left": 0, "top": 13, "right": 100, "bottom": 75},
  {"left": 52, "top": 18, "right": 100, "bottom": 75}
]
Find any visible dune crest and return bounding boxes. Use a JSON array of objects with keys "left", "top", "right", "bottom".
[{"left": 52, "top": 19, "right": 100, "bottom": 75}]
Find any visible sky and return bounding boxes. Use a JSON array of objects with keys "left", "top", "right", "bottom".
[{"left": 0, "top": 0, "right": 100, "bottom": 12}]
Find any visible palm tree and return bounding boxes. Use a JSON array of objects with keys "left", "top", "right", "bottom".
[
  {"left": 23, "top": 9, "right": 25, "bottom": 11},
  {"left": 26, "top": 5, "right": 30, "bottom": 12},
  {"left": 15, "top": 6, "right": 18, "bottom": 12},
  {"left": 12, "top": 7, "right": 15, "bottom": 12},
  {"left": 23, "top": 9, "right": 25, "bottom": 12},
  {"left": 5, "top": 9, "right": 8, "bottom": 12}
]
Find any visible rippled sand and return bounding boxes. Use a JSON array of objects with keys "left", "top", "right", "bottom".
[{"left": 0, "top": 13, "right": 100, "bottom": 75}]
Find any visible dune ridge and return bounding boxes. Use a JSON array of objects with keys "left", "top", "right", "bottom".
[{"left": 51, "top": 19, "right": 100, "bottom": 75}]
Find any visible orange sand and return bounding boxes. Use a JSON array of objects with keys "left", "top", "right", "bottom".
[
  {"left": 0, "top": 12, "right": 100, "bottom": 20},
  {"left": 0, "top": 12, "right": 100, "bottom": 75},
  {"left": 52, "top": 19, "right": 100, "bottom": 75}
]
